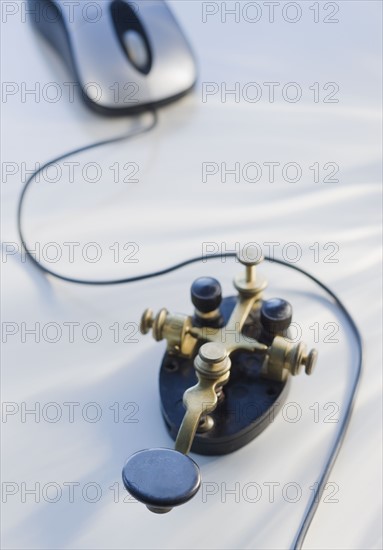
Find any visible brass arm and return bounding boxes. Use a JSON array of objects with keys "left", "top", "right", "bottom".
[{"left": 175, "top": 344, "right": 230, "bottom": 454}]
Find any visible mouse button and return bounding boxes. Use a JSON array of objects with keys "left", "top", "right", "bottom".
[
  {"left": 137, "top": 2, "right": 195, "bottom": 67},
  {"left": 110, "top": 0, "right": 152, "bottom": 75},
  {"left": 67, "top": 19, "right": 148, "bottom": 105},
  {"left": 65, "top": 23, "right": 115, "bottom": 81},
  {"left": 122, "top": 29, "right": 150, "bottom": 72},
  {"left": 55, "top": 0, "right": 113, "bottom": 28}
]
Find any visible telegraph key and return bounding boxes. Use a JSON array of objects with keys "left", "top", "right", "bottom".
[{"left": 122, "top": 249, "right": 317, "bottom": 513}]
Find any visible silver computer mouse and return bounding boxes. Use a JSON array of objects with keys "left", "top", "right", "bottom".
[{"left": 29, "top": 0, "right": 197, "bottom": 115}]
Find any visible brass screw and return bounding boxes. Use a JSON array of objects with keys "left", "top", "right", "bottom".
[
  {"left": 198, "top": 342, "right": 227, "bottom": 364},
  {"left": 303, "top": 348, "right": 318, "bottom": 375},
  {"left": 194, "top": 342, "right": 231, "bottom": 378},
  {"left": 238, "top": 248, "right": 264, "bottom": 284},
  {"left": 140, "top": 308, "right": 154, "bottom": 334},
  {"left": 291, "top": 343, "right": 318, "bottom": 375},
  {"left": 140, "top": 308, "right": 168, "bottom": 339}
]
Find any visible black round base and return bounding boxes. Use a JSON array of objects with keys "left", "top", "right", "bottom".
[{"left": 159, "top": 296, "right": 290, "bottom": 456}]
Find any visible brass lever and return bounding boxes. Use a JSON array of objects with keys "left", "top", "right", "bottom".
[
  {"left": 121, "top": 343, "right": 229, "bottom": 513},
  {"left": 175, "top": 343, "right": 231, "bottom": 454}
]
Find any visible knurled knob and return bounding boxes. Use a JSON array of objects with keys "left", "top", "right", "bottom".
[
  {"left": 261, "top": 298, "right": 293, "bottom": 333},
  {"left": 194, "top": 342, "right": 231, "bottom": 378},
  {"left": 191, "top": 277, "right": 222, "bottom": 313}
]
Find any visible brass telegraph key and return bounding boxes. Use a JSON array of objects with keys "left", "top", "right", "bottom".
[{"left": 122, "top": 250, "right": 317, "bottom": 512}]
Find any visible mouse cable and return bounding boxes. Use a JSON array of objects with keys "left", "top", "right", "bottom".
[{"left": 16, "top": 110, "right": 362, "bottom": 550}]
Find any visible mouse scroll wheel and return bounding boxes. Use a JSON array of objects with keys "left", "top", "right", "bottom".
[{"left": 122, "top": 30, "right": 149, "bottom": 71}]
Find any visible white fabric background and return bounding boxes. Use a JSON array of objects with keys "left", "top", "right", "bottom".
[{"left": 1, "top": 1, "right": 382, "bottom": 549}]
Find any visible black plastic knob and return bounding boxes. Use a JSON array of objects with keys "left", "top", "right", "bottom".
[
  {"left": 122, "top": 448, "right": 201, "bottom": 513},
  {"left": 191, "top": 277, "right": 222, "bottom": 313},
  {"left": 261, "top": 298, "right": 293, "bottom": 333}
]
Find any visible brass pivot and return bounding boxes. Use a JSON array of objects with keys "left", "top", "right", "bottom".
[{"left": 140, "top": 308, "right": 197, "bottom": 356}]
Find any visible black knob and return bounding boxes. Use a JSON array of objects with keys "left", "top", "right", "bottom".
[
  {"left": 261, "top": 298, "right": 293, "bottom": 333},
  {"left": 191, "top": 277, "right": 222, "bottom": 313},
  {"left": 122, "top": 448, "right": 201, "bottom": 513}
]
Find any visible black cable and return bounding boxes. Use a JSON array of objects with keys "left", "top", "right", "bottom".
[
  {"left": 17, "top": 110, "right": 158, "bottom": 284},
  {"left": 16, "top": 114, "right": 362, "bottom": 550},
  {"left": 269, "top": 258, "right": 363, "bottom": 550}
]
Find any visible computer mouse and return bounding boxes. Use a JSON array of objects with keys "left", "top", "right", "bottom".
[{"left": 28, "top": 0, "right": 197, "bottom": 115}]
